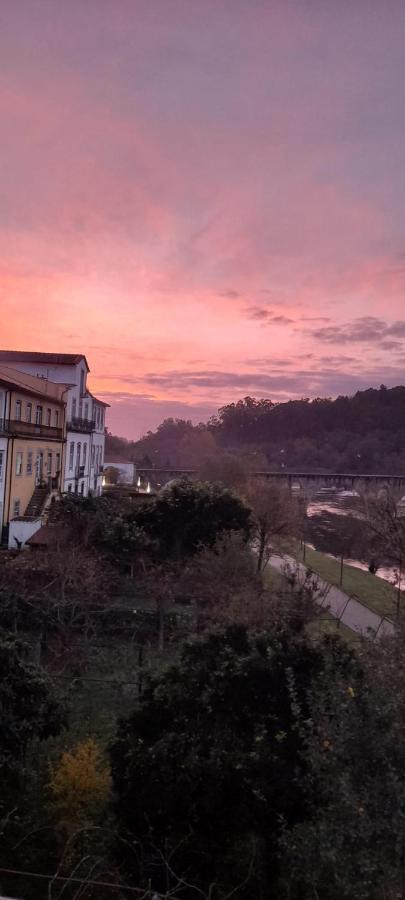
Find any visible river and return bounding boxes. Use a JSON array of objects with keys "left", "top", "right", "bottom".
[{"left": 305, "top": 487, "right": 403, "bottom": 589}]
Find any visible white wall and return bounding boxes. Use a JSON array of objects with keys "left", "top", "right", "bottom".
[
  {"left": 2, "top": 359, "right": 106, "bottom": 498},
  {"left": 8, "top": 516, "right": 42, "bottom": 549},
  {"left": 0, "top": 437, "right": 7, "bottom": 529}
]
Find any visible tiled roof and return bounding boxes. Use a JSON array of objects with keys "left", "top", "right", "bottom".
[
  {"left": 0, "top": 365, "right": 69, "bottom": 402},
  {"left": 0, "top": 350, "right": 89, "bottom": 371},
  {"left": 26, "top": 525, "right": 67, "bottom": 547}
]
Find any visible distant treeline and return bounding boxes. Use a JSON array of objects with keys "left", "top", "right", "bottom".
[{"left": 106, "top": 384, "right": 405, "bottom": 473}]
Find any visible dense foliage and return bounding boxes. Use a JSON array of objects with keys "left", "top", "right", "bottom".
[
  {"left": 0, "top": 631, "right": 64, "bottom": 771},
  {"left": 106, "top": 385, "right": 405, "bottom": 473},
  {"left": 111, "top": 625, "right": 357, "bottom": 898},
  {"left": 135, "top": 478, "right": 251, "bottom": 559},
  {"left": 3, "top": 482, "right": 405, "bottom": 898}
]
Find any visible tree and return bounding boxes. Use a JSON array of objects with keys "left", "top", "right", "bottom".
[
  {"left": 312, "top": 511, "right": 363, "bottom": 585},
  {"left": 178, "top": 533, "right": 318, "bottom": 634},
  {"left": 103, "top": 465, "right": 120, "bottom": 485},
  {"left": 111, "top": 624, "right": 352, "bottom": 898},
  {"left": 199, "top": 453, "right": 248, "bottom": 492},
  {"left": 0, "top": 635, "right": 64, "bottom": 900},
  {"left": 178, "top": 533, "right": 263, "bottom": 626},
  {"left": 364, "top": 489, "right": 405, "bottom": 615},
  {"left": 281, "top": 632, "right": 405, "bottom": 900},
  {"left": 176, "top": 429, "right": 218, "bottom": 468},
  {"left": 96, "top": 514, "right": 152, "bottom": 575},
  {"left": 48, "top": 493, "right": 114, "bottom": 550},
  {"left": 49, "top": 739, "right": 112, "bottom": 837},
  {"left": 0, "top": 631, "right": 64, "bottom": 774},
  {"left": 246, "top": 480, "right": 300, "bottom": 572},
  {"left": 0, "top": 545, "right": 118, "bottom": 663},
  {"left": 135, "top": 479, "right": 251, "bottom": 561}
]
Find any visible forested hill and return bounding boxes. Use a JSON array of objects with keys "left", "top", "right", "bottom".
[{"left": 106, "top": 385, "right": 405, "bottom": 474}]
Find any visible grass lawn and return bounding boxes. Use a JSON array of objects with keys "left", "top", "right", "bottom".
[
  {"left": 295, "top": 544, "right": 398, "bottom": 621},
  {"left": 306, "top": 608, "right": 362, "bottom": 647},
  {"left": 265, "top": 555, "right": 361, "bottom": 645}
]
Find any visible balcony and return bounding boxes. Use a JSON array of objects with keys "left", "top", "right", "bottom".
[
  {"left": 0, "top": 418, "right": 63, "bottom": 440},
  {"left": 67, "top": 417, "right": 96, "bottom": 434}
]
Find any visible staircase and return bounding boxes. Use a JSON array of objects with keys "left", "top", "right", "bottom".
[{"left": 25, "top": 485, "right": 49, "bottom": 517}]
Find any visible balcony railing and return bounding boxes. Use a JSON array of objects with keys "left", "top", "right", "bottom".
[
  {"left": 67, "top": 417, "right": 96, "bottom": 434},
  {"left": 0, "top": 418, "right": 63, "bottom": 440}
]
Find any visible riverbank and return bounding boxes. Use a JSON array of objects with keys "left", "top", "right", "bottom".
[
  {"left": 268, "top": 550, "right": 394, "bottom": 641},
  {"left": 296, "top": 544, "right": 398, "bottom": 620}
]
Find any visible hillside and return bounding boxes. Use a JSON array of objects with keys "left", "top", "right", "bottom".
[{"left": 106, "top": 385, "right": 405, "bottom": 474}]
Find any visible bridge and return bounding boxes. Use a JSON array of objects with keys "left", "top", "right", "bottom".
[{"left": 136, "top": 467, "right": 405, "bottom": 495}]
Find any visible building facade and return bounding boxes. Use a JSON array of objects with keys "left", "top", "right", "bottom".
[
  {"left": 0, "top": 366, "right": 67, "bottom": 544},
  {"left": 0, "top": 352, "right": 108, "bottom": 498}
]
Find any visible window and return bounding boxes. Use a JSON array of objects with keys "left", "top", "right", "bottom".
[
  {"left": 15, "top": 400, "right": 22, "bottom": 421},
  {"left": 91, "top": 445, "right": 95, "bottom": 467},
  {"left": 55, "top": 452, "right": 61, "bottom": 473},
  {"left": 12, "top": 498, "right": 20, "bottom": 518},
  {"left": 80, "top": 369, "right": 85, "bottom": 396},
  {"left": 0, "top": 450, "right": 3, "bottom": 480},
  {"left": 78, "top": 400, "right": 83, "bottom": 419},
  {"left": 46, "top": 408, "right": 52, "bottom": 426},
  {"left": 72, "top": 397, "right": 77, "bottom": 418},
  {"left": 47, "top": 451, "right": 52, "bottom": 474},
  {"left": 26, "top": 402, "right": 32, "bottom": 423},
  {"left": 67, "top": 483, "right": 72, "bottom": 493},
  {"left": 80, "top": 481, "right": 85, "bottom": 495},
  {"left": 54, "top": 410, "right": 59, "bottom": 427},
  {"left": 100, "top": 410, "right": 104, "bottom": 429},
  {"left": 16, "top": 451, "right": 23, "bottom": 476},
  {"left": 83, "top": 442, "right": 87, "bottom": 469},
  {"left": 36, "top": 405, "right": 42, "bottom": 425},
  {"left": 84, "top": 402, "right": 89, "bottom": 419},
  {"left": 69, "top": 442, "right": 74, "bottom": 470},
  {"left": 77, "top": 442, "right": 81, "bottom": 466},
  {"left": 26, "top": 450, "right": 33, "bottom": 475}
]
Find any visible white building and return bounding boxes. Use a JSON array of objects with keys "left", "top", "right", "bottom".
[
  {"left": 0, "top": 351, "right": 109, "bottom": 497},
  {"left": 103, "top": 459, "right": 136, "bottom": 485}
]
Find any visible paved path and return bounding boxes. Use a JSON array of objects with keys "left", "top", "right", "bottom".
[{"left": 269, "top": 553, "right": 394, "bottom": 639}]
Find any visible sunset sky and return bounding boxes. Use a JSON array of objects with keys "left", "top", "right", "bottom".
[{"left": 1, "top": 1, "right": 405, "bottom": 438}]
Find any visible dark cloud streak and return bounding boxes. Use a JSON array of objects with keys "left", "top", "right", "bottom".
[{"left": 312, "top": 316, "right": 405, "bottom": 346}]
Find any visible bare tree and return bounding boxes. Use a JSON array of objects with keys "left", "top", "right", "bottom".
[
  {"left": 364, "top": 489, "right": 405, "bottom": 616},
  {"left": 245, "top": 480, "right": 300, "bottom": 572}
]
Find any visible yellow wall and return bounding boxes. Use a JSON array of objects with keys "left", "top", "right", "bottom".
[
  {"left": 1, "top": 387, "right": 66, "bottom": 526},
  {"left": 3, "top": 436, "right": 65, "bottom": 525},
  {"left": 10, "top": 389, "right": 63, "bottom": 428}
]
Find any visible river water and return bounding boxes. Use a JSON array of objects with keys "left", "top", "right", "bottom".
[{"left": 305, "top": 487, "right": 402, "bottom": 589}]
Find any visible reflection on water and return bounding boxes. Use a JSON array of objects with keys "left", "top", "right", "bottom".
[
  {"left": 307, "top": 487, "right": 362, "bottom": 518},
  {"left": 305, "top": 487, "right": 403, "bottom": 589}
]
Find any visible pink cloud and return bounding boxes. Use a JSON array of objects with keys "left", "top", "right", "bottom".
[{"left": 1, "top": 2, "right": 405, "bottom": 435}]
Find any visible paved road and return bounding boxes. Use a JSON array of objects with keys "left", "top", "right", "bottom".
[{"left": 269, "top": 553, "right": 394, "bottom": 639}]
